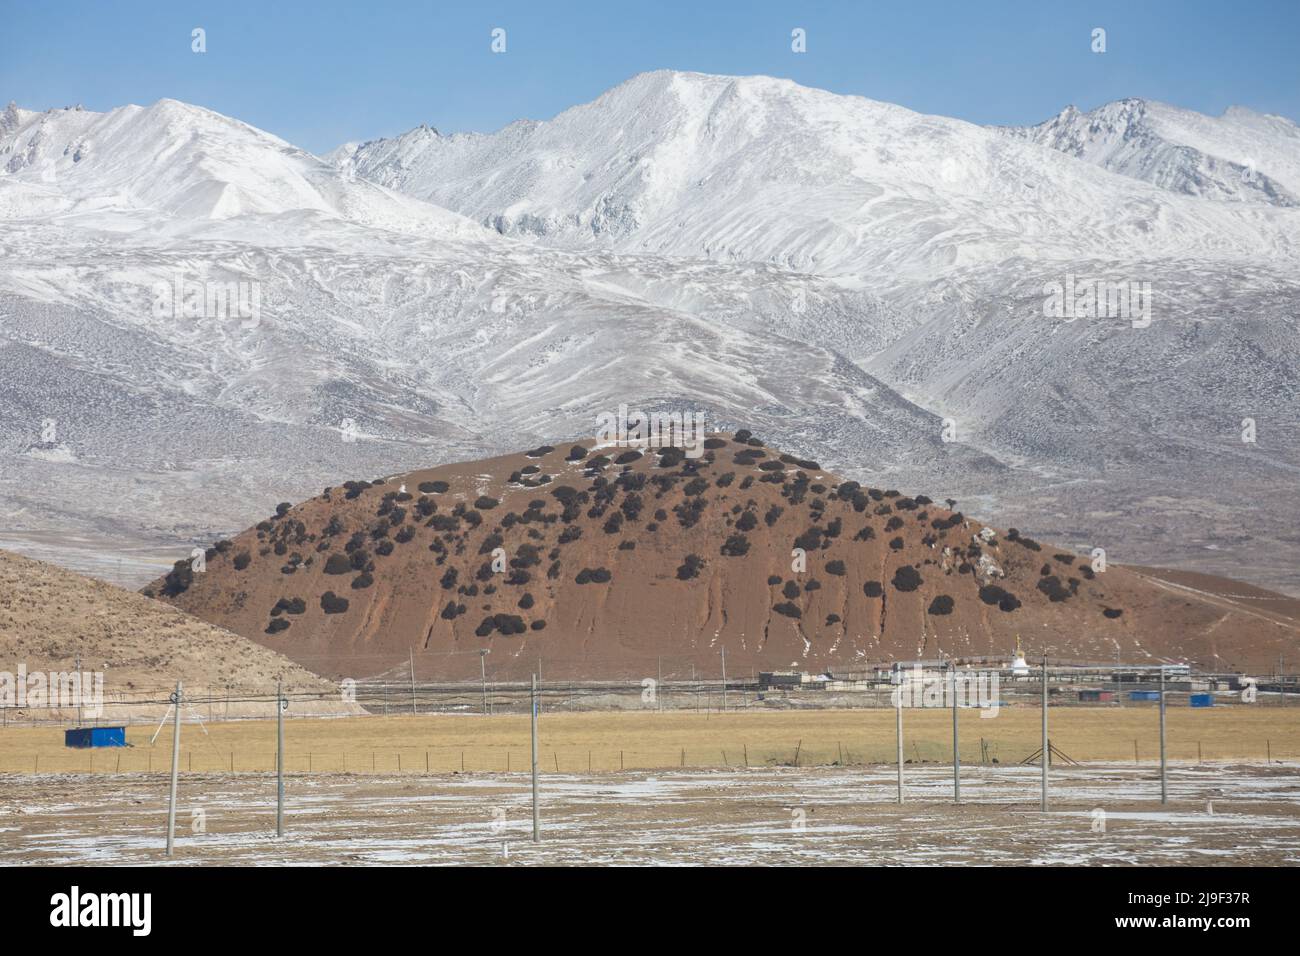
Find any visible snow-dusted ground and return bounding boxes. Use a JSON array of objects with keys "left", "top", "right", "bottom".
[{"left": 3, "top": 764, "right": 1297, "bottom": 866}]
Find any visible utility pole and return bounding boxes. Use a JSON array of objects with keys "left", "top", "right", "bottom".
[
  {"left": 530, "top": 674, "right": 540, "bottom": 842},
  {"left": 1159, "top": 665, "right": 1168, "bottom": 805},
  {"left": 479, "top": 650, "right": 489, "bottom": 716},
  {"left": 166, "top": 681, "right": 182, "bottom": 857},
  {"left": 75, "top": 653, "right": 82, "bottom": 726},
  {"left": 721, "top": 647, "right": 728, "bottom": 712},
  {"left": 276, "top": 680, "right": 285, "bottom": 838},
  {"left": 894, "top": 663, "right": 904, "bottom": 804},
  {"left": 409, "top": 648, "right": 417, "bottom": 715},
  {"left": 1041, "top": 655, "right": 1049, "bottom": 812},
  {"left": 951, "top": 662, "right": 961, "bottom": 804},
  {"left": 657, "top": 656, "right": 663, "bottom": 712}
]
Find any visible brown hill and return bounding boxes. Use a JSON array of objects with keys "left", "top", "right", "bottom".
[
  {"left": 0, "top": 548, "right": 348, "bottom": 718},
  {"left": 147, "top": 433, "right": 1300, "bottom": 680}
]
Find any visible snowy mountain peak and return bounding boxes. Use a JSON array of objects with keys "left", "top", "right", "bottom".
[
  {"left": 1004, "top": 97, "right": 1300, "bottom": 206},
  {"left": 0, "top": 97, "right": 491, "bottom": 242}
]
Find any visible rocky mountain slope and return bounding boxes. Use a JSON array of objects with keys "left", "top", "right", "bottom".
[{"left": 148, "top": 435, "right": 1300, "bottom": 681}]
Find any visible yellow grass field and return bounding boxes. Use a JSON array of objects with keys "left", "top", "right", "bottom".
[{"left": 2, "top": 705, "right": 1298, "bottom": 774}]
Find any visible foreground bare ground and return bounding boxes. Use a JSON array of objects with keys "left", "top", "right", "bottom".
[{"left": 2, "top": 763, "right": 1298, "bottom": 865}]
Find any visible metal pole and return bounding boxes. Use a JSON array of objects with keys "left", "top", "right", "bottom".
[
  {"left": 276, "top": 680, "right": 285, "bottom": 838},
  {"left": 166, "top": 680, "right": 182, "bottom": 856},
  {"left": 409, "top": 648, "right": 417, "bottom": 715},
  {"left": 1041, "top": 655, "right": 1048, "bottom": 812},
  {"left": 530, "top": 674, "right": 540, "bottom": 842},
  {"left": 1159, "top": 665, "right": 1168, "bottom": 805},
  {"left": 480, "top": 651, "right": 488, "bottom": 716},
  {"left": 657, "top": 656, "right": 663, "bottom": 712},
  {"left": 951, "top": 662, "right": 960, "bottom": 804},
  {"left": 721, "top": 647, "right": 728, "bottom": 712},
  {"left": 895, "top": 665, "right": 904, "bottom": 804}
]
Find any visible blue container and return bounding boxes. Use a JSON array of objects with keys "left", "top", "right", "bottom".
[
  {"left": 1189, "top": 693, "right": 1214, "bottom": 708},
  {"left": 1129, "top": 690, "right": 1161, "bottom": 701},
  {"left": 64, "top": 726, "right": 127, "bottom": 748}
]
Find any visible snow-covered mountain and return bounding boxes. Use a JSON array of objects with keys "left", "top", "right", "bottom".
[
  {"left": 0, "top": 98, "right": 487, "bottom": 241},
  {"left": 3, "top": 74, "right": 1299, "bottom": 595},
  {"left": 329, "top": 71, "right": 1299, "bottom": 281},
  {"left": 1000, "top": 98, "right": 1300, "bottom": 207}
]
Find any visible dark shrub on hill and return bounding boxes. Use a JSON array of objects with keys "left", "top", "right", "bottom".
[
  {"left": 351, "top": 572, "right": 374, "bottom": 589},
  {"left": 1036, "top": 576, "right": 1071, "bottom": 602},
  {"left": 505, "top": 569, "right": 531, "bottom": 586},
  {"left": 474, "top": 495, "right": 500, "bottom": 511},
  {"left": 978, "top": 585, "right": 1007, "bottom": 605},
  {"left": 764, "top": 505, "right": 784, "bottom": 527},
  {"left": 323, "top": 553, "right": 351, "bottom": 574},
  {"left": 349, "top": 549, "right": 369, "bottom": 570},
  {"left": 782, "top": 581, "right": 800, "bottom": 600},
  {"left": 658, "top": 448, "right": 686, "bottom": 468},
  {"left": 774, "top": 602, "right": 802, "bottom": 619},
  {"left": 804, "top": 580, "right": 821, "bottom": 592},
  {"left": 853, "top": 526, "right": 875, "bottom": 541},
  {"left": 733, "top": 449, "right": 765, "bottom": 465},
  {"left": 614, "top": 450, "right": 642, "bottom": 465},
  {"left": 418, "top": 480, "right": 449, "bottom": 494},
  {"left": 440, "top": 601, "right": 463, "bottom": 620},
  {"left": 320, "top": 591, "right": 349, "bottom": 614},
  {"left": 233, "top": 552, "right": 251, "bottom": 571},
  {"left": 826, "top": 614, "right": 841, "bottom": 625},
  {"left": 928, "top": 595, "right": 955, "bottom": 615},
  {"left": 576, "top": 567, "right": 612, "bottom": 584},
  {"left": 758, "top": 460, "right": 785, "bottom": 472},
  {"left": 793, "top": 527, "right": 822, "bottom": 552},
  {"left": 275, "top": 502, "right": 291, "bottom": 517},
  {"left": 518, "top": 593, "right": 535, "bottom": 610},
  {"left": 863, "top": 581, "right": 883, "bottom": 598},
  {"left": 603, "top": 513, "right": 623, "bottom": 534},
  {"left": 160, "top": 559, "right": 194, "bottom": 597},
  {"left": 266, "top": 618, "right": 290, "bottom": 634},
  {"left": 440, "top": 567, "right": 458, "bottom": 590},
  {"left": 375, "top": 540, "right": 395, "bottom": 557},
  {"left": 735, "top": 510, "right": 758, "bottom": 532},
  {"left": 1054, "top": 553, "right": 1075, "bottom": 565},
  {"left": 889, "top": 537, "right": 904, "bottom": 551},
  {"left": 885, "top": 516, "right": 904, "bottom": 533},
  {"left": 1103, "top": 607, "right": 1123, "bottom": 619},
  {"left": 677, "top": 554, "right": 705, "bottom": 580},
  {"left": 525, "top": 446, "right": 554, "bottom": 458},
  {"left": 394, "top": 526, "right": 415, "bottom": 544},
  {"left": 824, "top": 559, "right": 846, "bottom": 576},
  {"left": 704, "top": 438, "right": 726, "bottom": 449},
  {"left": 892, "top": 566, "right": 923, "bottom": 592},
  {"left": 565, "top": 445, "right": 589, "bottom": 461},
  {"left": 531, "top": 620, "right": 547, "bottom": 631},
  {"left": 999, "top": 593, "right": 1022, "bottom": 612},
  {"left": 733, "top": 429, "right": 753, "bottom": 442},
  {"left": 767, "top": 575, "right": 782, "bottom": 586},
  {"left": 683, "top": 477, "right": 709, "bottom": 496},
  {"left": 715, "top": 471, "right": 735, "bottom": 488},
  {"left": 428, "top": 515, "right": 460, "bottom": 532},
  {"left": 281, "top": 597, "right": 307, "bottom": 615},
  {"left": 721, "top": 534, "right": 750, "bottom": 557}
]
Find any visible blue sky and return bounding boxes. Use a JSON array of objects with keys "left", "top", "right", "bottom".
[{"left": 3, "top": 1, "right": 1297, "bottom": 154}]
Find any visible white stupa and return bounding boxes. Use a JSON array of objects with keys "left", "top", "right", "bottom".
[{"left": 1010, "top": 636, "right": 1030, "bottom": 677}]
